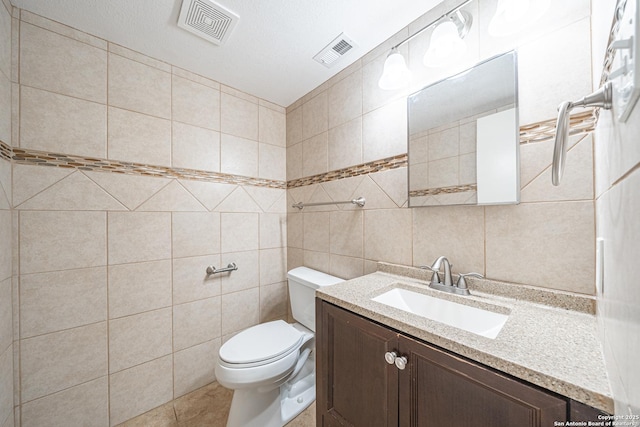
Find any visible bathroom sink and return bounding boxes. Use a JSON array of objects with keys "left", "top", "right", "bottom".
[{"left": 371, "top": 287, "right": 508, "bottom": 339}]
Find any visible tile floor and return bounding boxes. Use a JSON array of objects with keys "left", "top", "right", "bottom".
[{"left": 116, "top": 381, "right": 316, "bottom": 427}]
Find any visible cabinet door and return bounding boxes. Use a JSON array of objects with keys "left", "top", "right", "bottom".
[
  {"left": 317, "top": 300, "right": 400, "bottom": 427},
  {"left": 398, "top": 335, "right": 567, "bottom": 427}
]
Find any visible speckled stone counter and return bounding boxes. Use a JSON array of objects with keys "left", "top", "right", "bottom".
[{"left": 316, "top": 268, "right": 613, "bottom": 413}]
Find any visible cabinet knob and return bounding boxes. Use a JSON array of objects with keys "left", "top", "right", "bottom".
[
  {"left": 384, "top": 351, "right": 397, "bottom": 365},
  {"left": 395, "top": 356, "right": 407, "bottom": 370}
]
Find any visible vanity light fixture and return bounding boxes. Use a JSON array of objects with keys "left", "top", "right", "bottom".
[
  {"left": 377, "top": 0, "right": 473, "bottom": 90},
  {"left": 488, "top": 0, "right": 550, "bottom": 37},
  {"left": 423, "top": 10, "right": 472, "bottom": 68}
]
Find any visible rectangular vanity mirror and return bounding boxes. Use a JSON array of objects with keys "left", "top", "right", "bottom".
[{"left": 407, "top": 51, "right": 519, "bottom": 207}]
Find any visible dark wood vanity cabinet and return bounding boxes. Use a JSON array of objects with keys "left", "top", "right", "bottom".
[{"left": 316, "top": 300, "right": 599, "bottom": 427}]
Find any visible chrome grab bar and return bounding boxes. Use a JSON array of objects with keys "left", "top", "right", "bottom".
[
  {"left": 552, "top": 82, "right": 612, "bottom": 186},
  {"left": 291, "top": 196, "right": 365, "bottom": 210},
  {"left": 206, "top": 263, "right": 238, "bottom": 275}
]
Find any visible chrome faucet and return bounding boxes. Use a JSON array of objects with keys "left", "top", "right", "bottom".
[{"left": 421, "top": 256, "right": 482, "bottom": 296}]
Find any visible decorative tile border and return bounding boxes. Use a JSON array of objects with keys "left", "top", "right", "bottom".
[
  {"left": 519, "top": 109, "right": 596, "bottom": 145},
  {"left": 286, "top": 154, "right": 408, "bottom": 189},
  {"left": 409, "top": 184, "right": 477, "bottom": 197},
  {"left": 0, "top": 140, "right": 286, "bottom": 189}
]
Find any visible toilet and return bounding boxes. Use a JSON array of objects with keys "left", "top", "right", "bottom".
[{"left": 215, "top": 266, "right": 344, "bottom": 427}]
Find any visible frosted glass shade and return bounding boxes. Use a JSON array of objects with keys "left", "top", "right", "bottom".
[
  {"left": 488, "top": 0, "right": 550, "bottom": 37},
  {"left": 423, "top": 20, "right": 466, "bottom": 68},
  {"left": 378, "top": 50, "right": 411, "bottom": 90}
]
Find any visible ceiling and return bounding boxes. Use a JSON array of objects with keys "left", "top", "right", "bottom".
[{"left": 12, "top": 0, "right": 444, "bottom": 107}]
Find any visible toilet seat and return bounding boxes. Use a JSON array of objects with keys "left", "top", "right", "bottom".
[{"left": 219, "top": 320, "right": 305, "bottom": 368}]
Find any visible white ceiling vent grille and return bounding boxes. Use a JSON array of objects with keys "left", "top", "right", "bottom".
[
  {"left": 313, "top": 33, "right": 358, "bottom": 68},
  {"left": 177, "top": 0, "right": 239, "bottom": 46}
]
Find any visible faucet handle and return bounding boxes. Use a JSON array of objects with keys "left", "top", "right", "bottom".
[
  {"left": 456, "top": 272, "right": 484, "bottom": 290},
  {"left": 419, "top": 265, "right": 441, "bottom": 285}
]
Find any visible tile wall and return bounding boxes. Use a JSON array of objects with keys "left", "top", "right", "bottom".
[
  {"left": 286, "top": 0, "right": 597, "bottom": 294},
  {"left": 592, "top": 0, "right": 640, "bottom": 418},
  {"left": 5, "top": 7, "right": 287, "bottom": 427},
  {"left": 0, "top": 0, "right": 14, "bottom": 426}
]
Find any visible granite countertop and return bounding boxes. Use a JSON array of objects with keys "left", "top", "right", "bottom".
[{"left": 316, "top": 264, "right": 613, "bottom": 413}]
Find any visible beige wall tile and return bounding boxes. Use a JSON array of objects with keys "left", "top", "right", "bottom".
[
  {"left": 172, "top": 212, "right": 220, "bottom": 258},
  {"left": 109, "top": 260, "right": 172, "bottom": 318},
  {"left": 135, "top": 181, "right": 207, "bottom": 212},
  {"left": 220, "top": 213, "right": 259, "bottom": 253},
  {"left": 21, "top": 322, "right": 107, "bottom": 402},
  {"left": 20, "top": 22, "right": 107, "bottom": 103},
  {"left": 330, "top": 210, "right": 363, "bottom": 258},
  {"left": 260, "top": 213, "right": 286, "bottom": 249},
  {"left": 179, "top": 180, "right": 235, "bottom": 211},
  {"left": 428, "top": 157, "right": 459, "bottom": 188},
  {"left": 412, "top": 205, "right": 485, "bottom": 274},
  {"left": 328, "top": 69, "right": 362, "bottom": 128},
  {"left": 109, "top": 308, "right": 172, "bottom": 373},
  {"left": 220, "top": 250, "right": 259, "bottom": 294},
  {"left": 20, "top": 86, "right": 107, "bottom": 158},
  {"left": 302, "top": 132, "right": 328, "bottom": 177},
  {"left": 84, "top": 171, "right": 170, "bottom": 211},
  {"left": 109, "top": 43, "right": 170, "bottom": 72},
  {"left": 518, "top": 18, "right": 592, "bottom": 125},
  {"left": 21, "top": 377, "right": 108, "bottom": 427},
  {"left": 329, "top": 254, "right": 364, "bottom": 280},
  {"left": 428, "top": 127, "right": 459, "bottom": 161},
  {"left": 303, "top": 212, "right": 329, "bottom": 252},
  {"left": 303, "top": 250, "right": 330, "bottom": 273},
  {"left": 0, "top": 75, "right": 9, "bottom": 145},
  {"left": 259, "top": 105, "right": 286, "bottom": 147},
  {"left": 364, "top": 209, "right": 412, "bottom": 265},
  {"left": 172, "top": 66, "right": 219, "bottom": 89},
  {"left": 20, "top": 211, "right": 106, "bottom": 274},
  {"left": 172, "top": 122, "right": 220, "bottom": 172},
  {"left": 362, "top": 100, "right": 407, "bottom": 162},
  {"left": 173, "top": 297, "right": 221, "bottom": 351},
  {"left": 286, "top": 142, "right": 303, "bottom": 181},
  {"left": 108, "top": 53, "right": 171, "bottom": 119},
  {"left": 220, "top": 133, "right": 258, "bottom": 177},
  {"left": 258, "top": 143, "right": 286, "bottom": 181},
  {"left": 0, "top": 3, "right": 10, "bottom": 79},
  {"left": 221, "top": 92, "right": 258, "bottom": 140},
  {"left": 369, "top": 168, "right": 409, "bottom": 208},
  {"left": 16, "top": 172, "right": 126, "bottom": 211},
  {"left": 287, "top": 212, "right": 303, "bottom": 249},
  {"left": 0, "top": 211, "right": 9, "bottom": 281},
  {"left": 173, "top": 255, "right": 221, "bottom": 305},
  {"left": 328, "top": 118, "right": 362, "bottom": 171},
  {"left": 215, "top": 187, "right": 261, "bottom": 213},
  {"left": 302, "top": 92, "right": 327, "bottom": 140},
  {"left": 108, "top": 107, "right": 171, "bottom": 166},
  {"left": 20, "top": 11, "right": 106, "bottom": 49},
  {"left": 174, "top": 339, "right": 220, "bottom": 398},
  {"left": 221, "top": 288, "right": 259, "bottom": 335},
  {"left": 0, "top": 279, "right": 10, "bottom": 353},
  {"left": 286, "top": 106, "right": 303, "bottom": 147},
  {"left": 20, "top": 267, "right": 107, "bottom": 338},
  {"left": 259, "top": 248, "right": 286, "bottom": 286},
  {"left": 260, "top": 281, "right": 287, "bottom": 322},
  {"left": 486, "top": 201, "right": 595, "bottom": 293},
  {"left": 109, "top": 355, "right": 173, "bottom": 426},
  {"left": 172, "top": 75, "right": 220, "bottom": 131},
  {"left": 108, "top": 212, "right": 171, "bottom": 265},
  {"left": 0, "top": 345, "right": 11, "bottom": 426}
]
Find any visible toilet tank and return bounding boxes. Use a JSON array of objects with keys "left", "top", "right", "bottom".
[{"left": 287, "top": 267, "right": 343, "bottom": 332}]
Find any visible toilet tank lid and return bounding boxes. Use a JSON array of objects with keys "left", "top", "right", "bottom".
[{"left": 287, "top": 267, "right": 344, "bottom": 289}]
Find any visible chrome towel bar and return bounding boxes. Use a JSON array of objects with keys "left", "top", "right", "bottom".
[
  {"left": 206, "top": 263, "right": 238, "bottom": 275},
  {"left": 291, "top": 197, "right": 365, "bottom": 210}
]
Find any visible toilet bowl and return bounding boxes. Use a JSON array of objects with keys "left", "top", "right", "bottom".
[{"left": 215, "top": 267, "right": 344, "bottom": 427}]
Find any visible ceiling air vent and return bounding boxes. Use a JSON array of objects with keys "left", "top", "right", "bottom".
[
  {"left": 313, "top": 33, "right": 358, "bottom": 68},
  {"left": 177, "top": 0, "right": 239, "bottom": 46}
]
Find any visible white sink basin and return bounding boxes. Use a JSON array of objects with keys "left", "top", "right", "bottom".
[{"left": 371, "top": 287, "right": 508, "bottom": 339}]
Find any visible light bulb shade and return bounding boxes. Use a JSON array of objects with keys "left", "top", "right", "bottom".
[
  {"left": 423, "top": 20, "right": 467, "bottom": 68},
  {"left": 488, "top": 0, "right": 550, "bottom": 37},
  {"left": 378, "top": 50, "right": 411, "bottom": 90}
]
